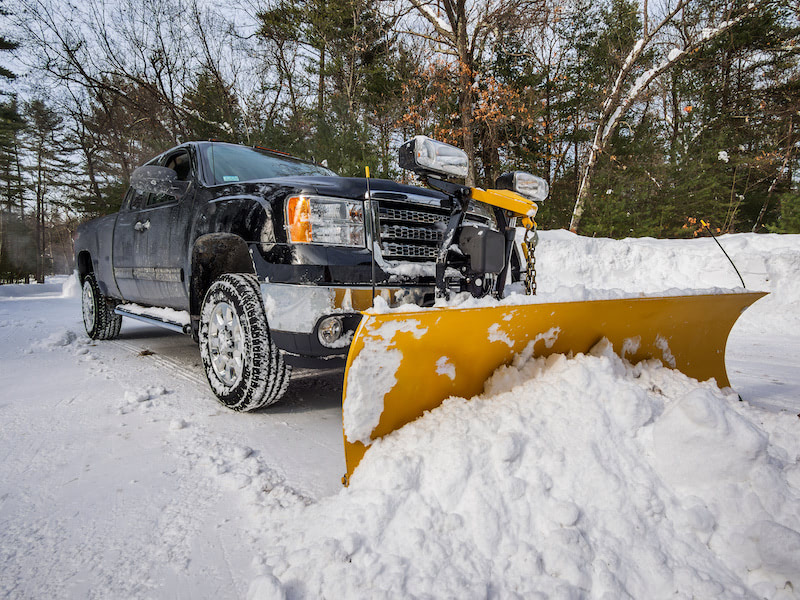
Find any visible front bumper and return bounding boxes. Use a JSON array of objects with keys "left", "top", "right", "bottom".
[{"left": 260, "top": 282, "right": 435, "bottom": 366}]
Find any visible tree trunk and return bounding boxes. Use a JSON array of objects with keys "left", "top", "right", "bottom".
[
  {"left": 318, "top": 42, "right": 326, "bottom": 115},
  {"left": 569, "top": 136, "right": 601, "bottom": 232},
  {"left": 753, "top": 116, "right": 793, "bottom": 232},
  {"left": 14, "top": 139, "right": 23, "bottom": 218},
  {"left": 456, "top": 28, "right": 475, "bottom": 186}
]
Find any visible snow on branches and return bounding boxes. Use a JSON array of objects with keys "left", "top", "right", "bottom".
[{"left": 568, "top": 0, "right": 770, "bottom": 233}]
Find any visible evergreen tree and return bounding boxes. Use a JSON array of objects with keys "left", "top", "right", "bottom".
[
  {"left": 665, "top": 0, "right": 800, "bottom": 233},
  {"left": 24, "top": 99, "right": 70, "bottom": 282},
  {"left": 0, "top": 0, "right": 32, "bottom": 281},
  {"left": 0, "top": 0, "right": 25, "bottom": 216},
  {"left": 183, "top": 67, "right": 245, "bottom": 143},
  {"left": 567, "top": 0, "right": 665, "bottom": 236}
]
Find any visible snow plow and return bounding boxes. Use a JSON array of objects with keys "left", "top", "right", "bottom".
[{"left": 341, "top": 136, "right": 766, "bottom": 481}]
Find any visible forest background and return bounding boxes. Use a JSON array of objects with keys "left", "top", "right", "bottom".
[{"left": 0, "top": 0, "right": 798, "bottom": 282}]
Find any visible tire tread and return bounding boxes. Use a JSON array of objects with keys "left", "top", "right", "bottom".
[{"left": 199, "top": 273, "right": 290, "bottom": 411}]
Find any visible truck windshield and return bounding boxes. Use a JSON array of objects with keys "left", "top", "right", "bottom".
[{"left": 201, "top": 143, "right": 336, "bottom": 184}]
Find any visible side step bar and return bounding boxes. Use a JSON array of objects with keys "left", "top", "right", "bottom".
[{"left": 114, "top": 306, "right": 191, "bottom": 334}]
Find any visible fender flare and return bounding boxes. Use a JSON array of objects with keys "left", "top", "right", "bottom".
[{"left": 190, "top": 233, "right": 255, "bottom": 319}]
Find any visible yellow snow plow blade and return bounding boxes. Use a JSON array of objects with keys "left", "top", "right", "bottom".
[{"left": 341, "top": 291, "right": 765, "bottom": 480}]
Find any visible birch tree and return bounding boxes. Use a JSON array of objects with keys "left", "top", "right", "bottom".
[{"left": 568, "top": 0, "right": 771, "bottom": 233}]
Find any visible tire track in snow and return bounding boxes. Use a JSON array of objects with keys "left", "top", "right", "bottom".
[
  {"left": 110, "top": 338, "right": 343, "bottom": 391},
  {"left": 110, "top": 339, "right": 207, "bottom": 387},
  {"left": 106, "top": 334, "right": 346, "bottom": 477}
]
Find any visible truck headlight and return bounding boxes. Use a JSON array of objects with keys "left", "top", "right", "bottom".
[{"left": 285, "top": 195, "right": 366, "bottom": 247}]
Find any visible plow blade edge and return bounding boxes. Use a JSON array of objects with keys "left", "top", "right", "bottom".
[{"left": 341, "top": 292, "right": 765, "bottom": 479}]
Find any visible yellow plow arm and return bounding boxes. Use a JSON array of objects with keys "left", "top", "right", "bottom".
[{"left": 341, "top": 291, "right": 765, "bottom": 480}]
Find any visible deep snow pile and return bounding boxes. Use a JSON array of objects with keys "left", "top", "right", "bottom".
[
  {"left": 535, "top": 231, "right": 800, "bottom": 328},
  {"left": 244, "top": 231, "right": 800, "bottom": 599},
  {"left": 536, "top": 230, "right": 800, "bottom": 295},
  {"left": 2, "top": 234, "right": 799, "bottom": 599},
  {"left": 249, "top": 342, "right": 800, "bottom": 599}
]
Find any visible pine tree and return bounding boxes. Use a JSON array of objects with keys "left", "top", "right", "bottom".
[
  {"left": 0, "top": 0, "right": 25, "bottom": 215},
  {"left": 183, "top": 68, "right": 245, "bottom": 143},
  {"left": 24, "top": 99, "right": 70, "bottom": 282},
  {"left": 0, "top": 1, "right": 33, "bottom": 282},
  {"left": 664, "top": 0, "right": 800, "bottom": 234}
]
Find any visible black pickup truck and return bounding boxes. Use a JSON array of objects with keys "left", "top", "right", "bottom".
[{"left": 75, "top": 138, "right": 546, "bottom": 410}]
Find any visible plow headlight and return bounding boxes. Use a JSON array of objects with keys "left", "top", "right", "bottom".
[
  {"left": 398, "top": 136, "right": 469, "bottom": 179},
  {"left": 495, "top": 171, "right": 549, "bottom": 203},
  {"left": 285, "top": 195, "right": 366, "bottom": 247}
]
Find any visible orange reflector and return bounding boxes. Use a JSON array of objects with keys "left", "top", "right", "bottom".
[{"left": 286, "top": 196, "right": 311, "bottom": 243}]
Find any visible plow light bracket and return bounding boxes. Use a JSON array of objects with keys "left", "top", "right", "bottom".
[
  {"left": 495, "top": 171, "right": 549, "bottom": 203},
  {"left": 398, "top": 136, "right": 468, "bottom": 180}
]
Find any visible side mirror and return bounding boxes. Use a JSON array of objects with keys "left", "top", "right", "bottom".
[
  {"left": 495, "top": 171, "right": 549, "bottom": 202},
  {"left": 130, "top": 165, "right": 190, "bottom": 197},
  {"left": 398, "top": 136, "right": 468, "bottom": 180}
]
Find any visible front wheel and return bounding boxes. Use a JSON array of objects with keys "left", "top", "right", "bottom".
[{"left": 199, "top": 274, "right": 290, "bottom": 411}]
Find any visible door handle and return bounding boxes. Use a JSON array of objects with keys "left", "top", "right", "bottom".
[{"left": 134, "top": 220, "right": 150, "bottom": 232}]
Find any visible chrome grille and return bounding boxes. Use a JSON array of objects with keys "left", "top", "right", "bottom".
[
  {"left": 379, "top": 207, "right": 448, "bottom": 224},
  {"left": 377, "top": 196, "right": 495, "bottom": 261},
  {"left": 382, "top": 243, "right": 438, "bottom": 259},
  {"left": 381, "top": 225, "right": 443, "bottom": 243},
  {"left": 377, "top": 199, "right": 448, "bottom": 261}
]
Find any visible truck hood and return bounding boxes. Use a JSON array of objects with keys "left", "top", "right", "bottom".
[{"left": 245, "top": 176, "right": 447, "bottom": 203}]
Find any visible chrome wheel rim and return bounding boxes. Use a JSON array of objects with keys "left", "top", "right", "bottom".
[
  {"left": 207, "top": 301, "right": 244, "bottom": 387},
  {"left": 82, "top": 282, "right": 95, "bottom": 332}
]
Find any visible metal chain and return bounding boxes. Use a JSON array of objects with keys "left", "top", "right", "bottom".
[{"left": 522, "top": 227, "right": 538, "bottom": 295}]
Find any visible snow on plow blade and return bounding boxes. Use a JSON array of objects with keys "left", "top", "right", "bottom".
[{"left": 341, "top": 291, "right": 765, "bottom": 480}]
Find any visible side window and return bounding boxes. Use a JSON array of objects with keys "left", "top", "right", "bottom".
[
  {"left": 122, "top": 187, "right": 147, "bottom": 211},
  {"left": 168, "top": 151, "right": 192, "bottom": 182},
  {"left": 146, "top": 150, "right": 192, "bottom": 207}
]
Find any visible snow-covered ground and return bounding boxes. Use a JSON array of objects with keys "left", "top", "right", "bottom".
[{"left": 1, "top": 231, "right": 799, "bottom": 599}]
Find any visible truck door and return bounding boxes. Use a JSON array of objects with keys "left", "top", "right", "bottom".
[
  {"left": 134, "top": 149, "right": 195, "bottom": 310},
  {"left": 112, "top": 186, "right": 150, "bottom": 303}
]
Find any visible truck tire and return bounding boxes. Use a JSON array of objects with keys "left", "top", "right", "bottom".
[
  {"left": 102, "top": 301, "right": 123, "bottom": 340},
  {"left": 199, "top": 273, "right": 291, "bottom": 411},
  {"left": 82, "top": 273, "right": 122, "bottom": 340}
]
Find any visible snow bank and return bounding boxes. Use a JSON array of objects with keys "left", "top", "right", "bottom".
[
  {"left": 0, "top": 274, "right": 77, "bottom": 298},
  {"left": 533, "top": 231, "right": 800, "bottom": 337},
  {"left": 247, "top": 232, "right": 800, "bottom": 599},
  {"left": 0, "top": 281, "right": 63, "bottom": 298},
  {"left": 536, "top": 230, "right": 799, "bottom": 306},
  {"left": 370, "top": 231, "right": 799, "bottom": 317},
  {"left": 251, "top": 342, "right": 799, "bottom": 598}
]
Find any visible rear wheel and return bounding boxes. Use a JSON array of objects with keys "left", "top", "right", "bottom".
[
  {"left": 199, "top": 274, "right": 290, "bottom": 411},
  {"left": 82, "top": 273, "right": 122, "bottom": 340},
  {"left": 101, "top": 300, "right": 122, "bottom": 339}
]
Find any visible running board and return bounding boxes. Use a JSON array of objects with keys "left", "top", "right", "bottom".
[{"left": 114, "top": 306, "right": 191, "bottom": 334}]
